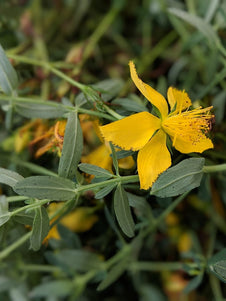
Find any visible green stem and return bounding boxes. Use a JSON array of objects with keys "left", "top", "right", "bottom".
[
  {"left": 10, "top": 199, "right": 49, "bottom": 217},
  {"left": 140, "top": 192, "right": 189, "bottom": 239},
  {"left": 203, "top": 164, "right": 226, "bottom": 173},
  {"left": 0, "top": 95, "right": 116, "bottom": 121},
  {"left": 155, "top": 191, "right": 190, "bottom": 225},
  {"left": 7, "top": 54, "right": 85, "bottom": 90},
  {"left": 104, "top": 244, "right": 131, "bottom": 270},
  {"left": 139, "top": 30, "right": 178, "bottom": 73},
  {"left": 19, "top": 264, "right": 60, "bottom": 273},
  {"left": 7, "top": 196, "right": 29, "bottom": 203},
  {"left": 209, "top": 274, "right": 224, "bottom": 301},
  {"left": 0, "top": 232, "right": 31, "bottom": 260},
  {"left": 77, "top": 107, "right": 116, "bottom": 121},
  {"left": 197, "top": 67, "right": 226, "bottom": 99},
  {"left": 103, "top": 105, "right": 124, "bottom": 120},
  {"left": 130, "top": 261, "right": 184, "bottom": 272},
  {"left": 7, "top": 54, "right": 122, "bottom": 121},
  {"left": 81, "top": 5, "right": 121, "bottom": 63},
  {"left": 75, "top": 175, "right": 139, "bottom": 194},
  {"left": 0, "top": 94, "right": 70, "bottom": 108}
]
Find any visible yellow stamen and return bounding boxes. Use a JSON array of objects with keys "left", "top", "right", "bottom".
[{"left": 162, "top": 106, "right": 213, "bottom": 146}]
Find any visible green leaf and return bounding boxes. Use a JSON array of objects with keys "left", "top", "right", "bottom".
[
  {"left": 109, "top": 142, "right": 119, "bottom": 175},
  {"left": 115, "top": 149, "right": 134, "bottom": 159},
  {"left": 114, "top": 184, "right": 135, "bottom": 238},
  {"left": 97, "top": 260, "right": 128, "bottom": 291},
  {"left": 151, "top": 158, "right": 205, "bottom": 198},
  {"left": 30, "top": 280, "right": 73, "bottom": 298},
  {"left": 112, "top": 97, "right": 148, "bottom": 113},
  {"left": 127, "top": 192, "right": 148, "bottom": 214},
  {"left": 168, "top": 8, "right": 219, "bottom": 45},
  {"left": 15, "top": 100, "right": 67, "bottom": 119},
  {"left": 92, "top": 78, "right": 124, "bottom": 102},
  {"left": 0, "top": 45, "right": 18, "bottom": 95},
  {"left": 0, "top": 167, "right": 24, "bottom": 188},
  {"left": 5, "top": 105, "right": 14, "bottom": 130},
  {"left": 0, "top": 196, "right": 10, "bottom": 227},
  {"left": 57, "top": 224, "right": 82, "bottom": 248},
  {"left": 45, "top": 249, "right": 101, "bottom": 272},
  {"left": 14, "top": 176, "right": 75, "bottom": 201},
  {"left": 78, "top": 163, "right": 113, "bottom": 179},
  {"left": 183, "top": 274, "right": 203, "bottom": 294},
  {"left": 95, "top": 182, "right": 117, "bottom": 199},
  {"left": 76, "top": 78, "right": 124, "bottom": 107},
  {"left": 208, "top": 249, "right": 226, "bottom": 282},
  {"left": 30, "top": 206, "right": 50, "bottom": 251},
  {"left": 58, "top": 111, "right": 83, "bottom": 179},
  {"left": 204, "top": 0, "right": 220, "bottom": 23},
  {"left": 13, "top": 211, "right": 35, "bottom": 226}
]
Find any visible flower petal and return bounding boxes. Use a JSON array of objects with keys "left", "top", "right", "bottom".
[
  {"left": 100, "top": 112, "right": 161, "bottom": 151},
  {"left": 137, "top": 129, "right": 171, "bottom": 189},
  {"left": 118, "top": 156, "right": 134, "bottom": 169},
  {"left": 167, "top": 87, "right": 192, "bottom": 114},
  {"left": 171, "top": 133, "right": 213, "bottom": 153},
  {"left": 81, "top": 144, "right": 113, "bottom": 173},
  {"left": 129, "top": 61, "right": 168, "bottom": 118}
]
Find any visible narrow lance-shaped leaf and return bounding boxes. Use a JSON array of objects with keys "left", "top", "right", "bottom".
[
  {"left": 114, "top": 184, "right": 135, "bottom": 238},
  {"left": 0, "top": 196, "right": 10, "bottom": 227},
  {"left": 183, "top": 274, "right": 203, "bottom": 294},
  {"left": 58, "top": 111, "right": 83, "bottom": 179},
  {"left": 151, "top": 158, "right": 205, "bottom": 198},
  {"left": 78, "top": 163, "right": 113, "bottom": 179},
  {"left": 109, "top": 142, "right": 119, "bottom": 175},
  {"left": 168, "top": 8, "right": 219, "bottom": 45},
  {"left": 14, "top": 176, "right": 75, "bottom": 201},
  {"left": 97, "top": 260, "right": 128, "bottom": 291},
  {"left": 0, "top": 44, "right": 18, "bottom": 95},
  {"left": 0, "top": 167, "right": 24, "bottom": 188},
  {"left": 30, "top": 206, "right": 50, "bottom": 251},
  {"left": 15, "top": 101, "right": 67, "bottom": 119},
  {"left": 30, "top": 280, "right": 73, "bottom": 298},
  {"left": 46, "top": 249, "right": 102, "bottom": 273},
  {"left": 95, "top": 182, "right": 117, "bottom": 199}
]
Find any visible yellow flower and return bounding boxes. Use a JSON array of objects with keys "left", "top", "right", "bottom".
[
  {"left": 82, "top": 141, "right": 134, "bottom": 178},
  {"left": 43, "top": 203, "right": 98, "bottom": 243},
  {"left": 100, "top": 61, "right": 214, "bottom": 189}
]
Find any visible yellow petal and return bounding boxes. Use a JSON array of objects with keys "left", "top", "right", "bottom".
[
  {"left": 100, "top": 112, "right": 161, "bottom": 151},
  {"left": 118, "top": 156, "right": 134, "bottom": 169},
  {"left": 171, "top": 133, "right": 213, "bottom": 153},
  {"left": 167, "top": 87, "right": 192, "bottom": 114},
  {"left": 43, "top": 225, "right": 60, "bottom": 243},
  {"left": 129, "top": 61, "right": 168, "bottom": 118},
  {"left": 61, "top": 208, "right": 98, "bottom": 232},
  {"left": 137, "top": 129, "right": 171, "bottom": 189},
  {"left": 82, "top": 143, "right": 113, "bottom": 177}
]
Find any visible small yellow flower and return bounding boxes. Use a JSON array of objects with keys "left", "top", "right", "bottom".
[
  {"left": 43, "top": 203, "right": 99, "bottom": 243},
  {"left": 100, "top": 61, "right": 214, "bottom": 189},
  {"left": 82, "top": 141, "right": 134, "bottom": 178},
  {"left": 162, "top": 272, "right": 189, "bottom": 301}
]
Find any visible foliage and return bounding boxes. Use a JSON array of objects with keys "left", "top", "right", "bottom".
[{"left": 0, "top": 0, "right": 226, "bottom": 300}]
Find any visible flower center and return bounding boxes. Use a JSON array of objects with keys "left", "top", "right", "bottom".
[{"left": 161, "top": 106, "right": 214, "bottom": 146}]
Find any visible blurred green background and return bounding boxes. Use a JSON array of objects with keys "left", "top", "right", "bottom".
[{"left": 0, "top": 0, "right": 226, "bottom": 300}]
